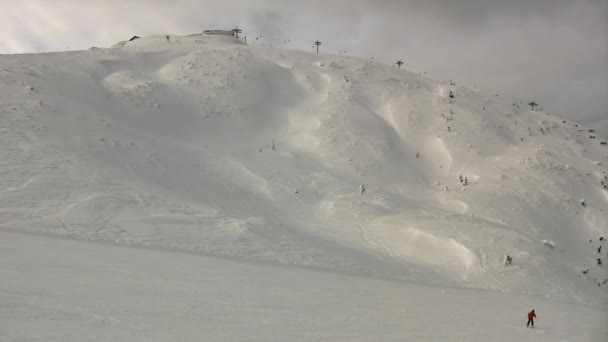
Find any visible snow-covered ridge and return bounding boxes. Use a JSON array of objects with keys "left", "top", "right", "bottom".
[{"left": 1, "top": 33, "right": 607, "bottom": 305}]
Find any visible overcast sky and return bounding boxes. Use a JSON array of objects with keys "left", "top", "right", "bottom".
[{"left": 1, "top": 0, "right": 606, "bottom": 134}]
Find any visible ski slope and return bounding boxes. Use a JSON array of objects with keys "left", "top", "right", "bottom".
[
  {"left": 2, "top": 230, "right": 606, "bottom": 341},
  {"left": 1, "top": 33, "right": 607, "bottom": 340}
]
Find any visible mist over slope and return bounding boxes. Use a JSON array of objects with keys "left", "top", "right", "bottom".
[{"left": 1, "top": 33, "right": 607, "bottom": 306}]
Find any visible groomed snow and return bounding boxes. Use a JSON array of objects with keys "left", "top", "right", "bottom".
[
  {"left": 1, "top": 231, "right": 606, "bottom": 341},
  {"left": 1, "top": 33, "right": 607, "bottom": 340}
]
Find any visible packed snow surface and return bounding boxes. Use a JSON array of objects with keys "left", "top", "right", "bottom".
[
  {"left": 1, "top": 33, "right": 607, "bottom": 340},
  {"left": 2, "top": 231, "right": 606, "bottom": 341}
]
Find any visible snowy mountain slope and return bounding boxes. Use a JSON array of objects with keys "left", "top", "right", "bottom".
[{"left": 1, "top": 33, "right": 607, "bottom": 306}]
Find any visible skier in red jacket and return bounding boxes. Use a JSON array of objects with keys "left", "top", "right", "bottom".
[{"left": 527, "top": 309, "right": 537, "bottom": 327}]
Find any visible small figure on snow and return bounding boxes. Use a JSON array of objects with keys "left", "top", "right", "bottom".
[
  {"left": 600, "top": 236, "right": 605, "bottom": 242},
  {"left": 597, "top": 258, "right": 602, "bottom": 266},
  {"left": 504, "top": 255, "right": 513, "bottom": 266},
  {"left": 599, "top": 245, "right": 602, "bottom": 254},
  {"left": 166, "top": 35, "right": 170, "bottom": 43},
  {"left": 582, "top": 268, "right": 589, "bottom": 274},
  {"left": 448, "top": 90, "right": 455, "bottom": 99},
  {"left": 360, "top": 184, "right": 366, "bottom": 195},
  {"left": 527, "top": 309, "right": 537, "bottom": 328}
]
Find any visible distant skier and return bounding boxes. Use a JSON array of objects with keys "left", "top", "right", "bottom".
[
  {"left": 527, "top": 309, "right": 536, "bottom": 328},
  {"left": 504, "top": 255, "right": 512, "bottom": 266}
]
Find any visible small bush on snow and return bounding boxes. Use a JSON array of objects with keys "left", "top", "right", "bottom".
[{"left": 601, "top": 175, "right": 608, "bottom": 190}]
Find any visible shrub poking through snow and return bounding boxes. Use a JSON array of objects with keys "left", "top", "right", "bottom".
[{"left": 459, "top": 175, "right": 469, "bottom": 186}]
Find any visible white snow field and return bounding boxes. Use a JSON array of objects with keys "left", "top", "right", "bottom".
[
  {"left": 1, "top": 230, "right": 606, "bottom": 341},
  {"left": 1, "top": 33, "right": 607, "bottom": 340}
]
